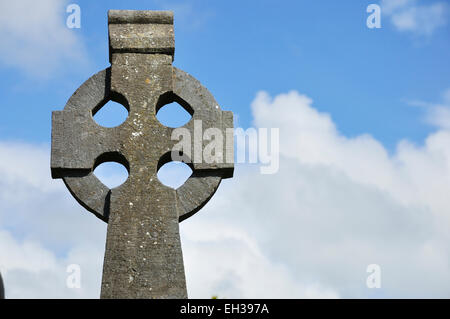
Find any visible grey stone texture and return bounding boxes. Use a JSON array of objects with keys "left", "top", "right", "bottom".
[
  {"left": 0, "top": 272, "right": 4, "bottom": 299},
  {"left": 51, "top": 10, "right": 234, "bottom": 299}
]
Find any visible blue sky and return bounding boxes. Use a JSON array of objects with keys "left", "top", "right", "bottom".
[
  {"left": 1, "top": 0, "right": 449, "bottom": 150},
  {"left": 1, "top": 0, "right": 450, "bottom": 299}
]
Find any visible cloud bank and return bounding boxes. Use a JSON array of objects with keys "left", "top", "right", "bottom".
[
  {"left": 0, "top": 0, "right": 87, "bottom": 78},
  {"left": 1, "top": 89, "right": 450, "bottom": 298}
]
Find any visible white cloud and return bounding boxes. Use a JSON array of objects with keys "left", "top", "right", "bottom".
[
  {"left": 0, "top": 0, "right": 87, "bottom": 78},
  {"left": 182, "top": 218, "right": 338, "bottom": 298},
  {"left": 409, "top": 88, "right": 450, "bottom": 130},
  {"left": 382, "top": 0, "right": 416, "bottom": 14},
  {"left": 183, "top": 89, "right": 450, "bottom": 298},
  {"left": 0, "top": 142, "right": 106, "bottom": 298},
  {"left": 0, "top": 230, "right": 103, "bottom": 298},
  {"left": 2, "top": 88, "right": 450, "bottom": 298},
  {"left": 381, "top": 0, "right": 448, "bottom": 36}
]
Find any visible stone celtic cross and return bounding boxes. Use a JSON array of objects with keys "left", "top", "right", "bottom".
[{"left": 51, "top": 10, "right": 233, "bottom": 298}]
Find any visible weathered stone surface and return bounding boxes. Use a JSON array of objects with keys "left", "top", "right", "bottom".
[
  {"left": 109, "top": 10, "right": 173, "bottom": 24},
  {"left": 108, "top": 10, "right": 174, "bottom": 59},
  {"left": 51, "top": 10, "right": 234, "bottom": 299}
]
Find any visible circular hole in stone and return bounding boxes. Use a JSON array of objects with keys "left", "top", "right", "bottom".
[
  {"left": 156, "top": 101, "right": 192, "bottom": 128},
  {"left": 93, "top": 100, "right": 129, "bottom": 128},
  {"left": 94, "top": 161, "right": 129, "bottom": 189},
  {"left": 157, "top": 161, "right": 193, "bottom": 189}
]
